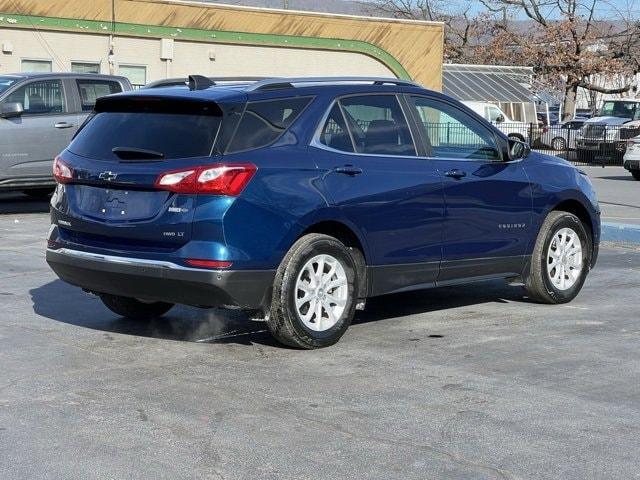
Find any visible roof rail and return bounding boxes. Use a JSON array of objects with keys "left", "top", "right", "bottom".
[{"left": 246, "top": 77, "right": 420, "bottom": 91}]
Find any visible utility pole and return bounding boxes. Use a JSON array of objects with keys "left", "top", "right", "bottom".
[{"left": 108, "top": 0, "right": 116, "bottom": 74}]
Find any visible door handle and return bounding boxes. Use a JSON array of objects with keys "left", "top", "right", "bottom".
[
  {"left": 444, "top": 169, "right": 467, "bottom": 179},
  {"left": 54, "top": 122, "right": 74, "bottom": 129},
  {"left": 334, "top": 165, "right": 363, "bottom": 176}
]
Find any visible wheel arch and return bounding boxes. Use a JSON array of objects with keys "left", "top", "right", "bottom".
[
  {"left": 549, "top": 198, "right": 599, "bottom": 268},
  {"left": 552, "top": 199, "right": 594, "bottom": 240},
  {"left": 299, "top": 220, "right": 368, "bottom": 300}
]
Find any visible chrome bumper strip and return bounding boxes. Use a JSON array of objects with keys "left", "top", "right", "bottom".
[{"left": 47, "top": 248, "right": 221, "bottom": 273}]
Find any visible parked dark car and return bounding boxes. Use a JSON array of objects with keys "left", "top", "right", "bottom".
[
  {"left": 0, "top": 72, "right": 131, "bottom": 196},
  {"left": 46, "top": 76, "right": 601, "bottom": 348}
]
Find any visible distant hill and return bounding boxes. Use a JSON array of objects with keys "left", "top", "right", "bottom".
[{"left": 201, "top": 0, "right": 372, "bottom": 16}]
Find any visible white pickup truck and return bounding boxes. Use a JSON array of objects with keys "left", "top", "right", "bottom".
[
  {"left": 575, "top": 100, "right": 640, "bottom": 162},
  {"left": 462, "top": 101, "right": 531, "bottom": 142}
]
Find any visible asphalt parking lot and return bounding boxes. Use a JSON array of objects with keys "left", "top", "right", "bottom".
[
  {"left": 1, "top": 175, "right": 639, "bottom": 479},
  {"left": 583, "top": 166, "right": 640, "bottom": 225}
]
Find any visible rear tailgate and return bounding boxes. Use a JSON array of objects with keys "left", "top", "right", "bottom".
[{"left": 52, "top": 94, "right": 228, "bottom": 251}]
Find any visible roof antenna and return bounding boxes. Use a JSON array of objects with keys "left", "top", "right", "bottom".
[{"left": 188, "top": 75, "right": 215, "bottom": 91}]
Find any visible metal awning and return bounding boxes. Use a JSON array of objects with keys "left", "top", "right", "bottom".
[{"left": 443, "top": 64, "right": 534, "bottom": 103}]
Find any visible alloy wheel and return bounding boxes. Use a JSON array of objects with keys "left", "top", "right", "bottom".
[
  {"left": 547, "top": 227, "right": 583, "bottom": 291},
  {"left": 294, "top": 254, "right": 348, "bottom": 331}
]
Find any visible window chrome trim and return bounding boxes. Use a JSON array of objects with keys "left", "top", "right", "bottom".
[{"left": 311, "top": 93, "right": 420, "bottom": 159}]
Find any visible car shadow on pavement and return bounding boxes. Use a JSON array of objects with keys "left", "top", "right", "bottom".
[
  {"left": 598, "top": 175, "right": 636, "bottom": 181},
  {"left": 0, "top": 192, "right": 51, "bottom": 214},
  {"left": 30, "top": 277, "right": 527, "bottom": 347},
  {"left": 29, "top": 279, "right": 280, "bottom": 347},
  {"left": 353, "top": 280, "right": 522, "bottom": 326}
]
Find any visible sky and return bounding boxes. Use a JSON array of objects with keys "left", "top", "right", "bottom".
[{"left": 460, "top": 0, "right": 640, "bottom": 18}]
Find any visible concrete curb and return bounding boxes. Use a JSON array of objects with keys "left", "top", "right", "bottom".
[{"left": 601, "top": 222, "right": 640, "bottom": 244}]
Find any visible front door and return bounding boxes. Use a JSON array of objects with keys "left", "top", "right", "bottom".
[
  {"left": 311, "top": 94, "right": 444, "bottom": 295},
  {"left": 0, "top": 79, "right": 75, "bottom": 184},
  {"left": 407, "top": 95, "right": 533, "bottom": 282}
]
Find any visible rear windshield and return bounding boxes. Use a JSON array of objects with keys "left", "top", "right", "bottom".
[{"left": 68, "top": 111, "right": 222, "bottom": 161}]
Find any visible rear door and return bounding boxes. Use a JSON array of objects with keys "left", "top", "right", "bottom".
[
  {"left": 311, "top": 94, "right": 444, "bottom": 295},
  {"left": 406, "top": 95, "right": 532, "bottom": 282},
  {"left": 0, "top": 78, "right": 74, "bottom": 184}
]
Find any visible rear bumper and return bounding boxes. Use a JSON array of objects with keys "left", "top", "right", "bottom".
[
  {"left": 0, "top": 176, "right": 56, "bottom": 191},
  {"left": 623, "top": 158, "right": 640, "bottom": 171},
  {"left": 46, "top": 248, "right": 275, "bottom": 309}
]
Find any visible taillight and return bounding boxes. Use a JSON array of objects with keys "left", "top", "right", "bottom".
[
  {"left": 628, "top": 139, "right": 638, "bottom": 147},
  {"left": 53, "top": 156, "right": 73, "bottom": 184},
  {"left": 154, "top": 163, "right": 256, "bottom": 195}
]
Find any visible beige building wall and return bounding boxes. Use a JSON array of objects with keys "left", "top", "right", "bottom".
[
  {"left": 0, "top": 0, "right": 444, "bottom": 89},
  {"left": 0, "top": 28, "right": 395, "bottom": 84}
]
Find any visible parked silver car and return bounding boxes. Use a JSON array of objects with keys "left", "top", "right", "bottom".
[
  {"left": 541, "top": 119, "right": 585, "bottom": 151},
  {"left": 0, "top": 73, "right": 131, "bottom": 196}
]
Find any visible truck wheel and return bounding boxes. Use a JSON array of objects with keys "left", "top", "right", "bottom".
[
  {"left": 100, "top": 294, "right": 174, "bottom": 320},
  {"left": 267, "top": 233, "right": 358, "bottom": 349},
  {"left": 551, "top": 137, "right": 566, "bottom": 151},
  {"left": 632, "top": 171, "right": 640, "bottom": 181},
  {"left": 524, "top": 211, "right": 591, "bottom": 304}
]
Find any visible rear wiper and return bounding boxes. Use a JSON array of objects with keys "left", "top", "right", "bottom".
[{"left": 112, "top": 147, "right": 165, "bottom": 161}]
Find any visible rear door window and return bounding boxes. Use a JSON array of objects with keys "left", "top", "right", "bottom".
[
  {"left": 75, "top": 79, "right": 122, "bottom": 111},
  {"left": 226, "top": 97, "right": 312, "bottom": 153},
  {"left": 68, "top": 100, "right": 222, "bottom": 161},
  {"left": 4, "top": 79, "right": 65, "bottom": 114},
  {"left": 339, "top": 95, "right": 416, "bottom": 156}
]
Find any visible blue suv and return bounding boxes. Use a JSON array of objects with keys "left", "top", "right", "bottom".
[{"left": 46, "top": 76, "right": 600, "bottom": 348}]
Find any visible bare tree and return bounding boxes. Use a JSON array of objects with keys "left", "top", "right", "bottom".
[
  {"left": 361, "top": 0, "right": 493, "bottom": 63},
  {"left": 360, "top": 0, "right": 442, "bottom": 21},
  {"left": 479, "top": 0, "right": 640, "bottom": 120}
]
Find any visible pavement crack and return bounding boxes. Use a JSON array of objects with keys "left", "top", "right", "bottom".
[{"left": 296, "top": 414, "right": 520, "bottom": 480}]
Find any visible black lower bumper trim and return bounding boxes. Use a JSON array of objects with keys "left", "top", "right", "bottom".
[{"left": 46, "top": 249, "right": 275, "bottom": 309}]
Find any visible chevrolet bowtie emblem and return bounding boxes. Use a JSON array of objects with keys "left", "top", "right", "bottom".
[{"left": 99, "top": 171, "right": 118, "bottom": 182}]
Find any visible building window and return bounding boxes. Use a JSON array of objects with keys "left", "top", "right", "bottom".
[
  {"left": 119, "top": 64, "right": 147, "bottom": 88},
  {"left": 71, "top": 62, "right": 100, "bottom": 74},
  {"left": 21, "top": 59, "right": 52, "bottom": 73}
]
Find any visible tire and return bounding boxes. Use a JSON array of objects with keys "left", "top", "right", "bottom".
[
  {"left": 551, "top": 137, "right": 566, "bottom": 151},
  {"left": 100, "top": 294, "right": 174, "bottom": 320},
  {"left": 524, "top": 211, "right": 591, "bottom": 304},
  {"left": 632, "top": 171, "right": 640, "bottom": 181},
  {"left": 266, "top": 233, "right": 358, "bottom": 349},
  {"left": 22, "top": 188, "right": 54, "bottom": 199}
]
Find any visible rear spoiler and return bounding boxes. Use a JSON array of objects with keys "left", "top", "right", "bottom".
[{"left": 94, "top": 95, "right": 223, "bottom": 116}]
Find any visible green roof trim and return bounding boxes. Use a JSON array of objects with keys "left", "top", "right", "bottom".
[{"left": 0, "top": 13, "right": 411, "bottom": 80}]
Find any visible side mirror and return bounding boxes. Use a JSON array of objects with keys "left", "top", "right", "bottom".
[
  {"left": 509, "top": 138, "right": 531, "bottom": 160},
  {"left": 495, "top": 114, "right": 505, "bottom": 124},
  {"left": 1, "top": 102, "right": 23, "bottom": 118}
]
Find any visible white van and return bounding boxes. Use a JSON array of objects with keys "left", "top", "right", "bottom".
[{"left": 462, "top": 101, "right": 530, "bottom": 142}]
